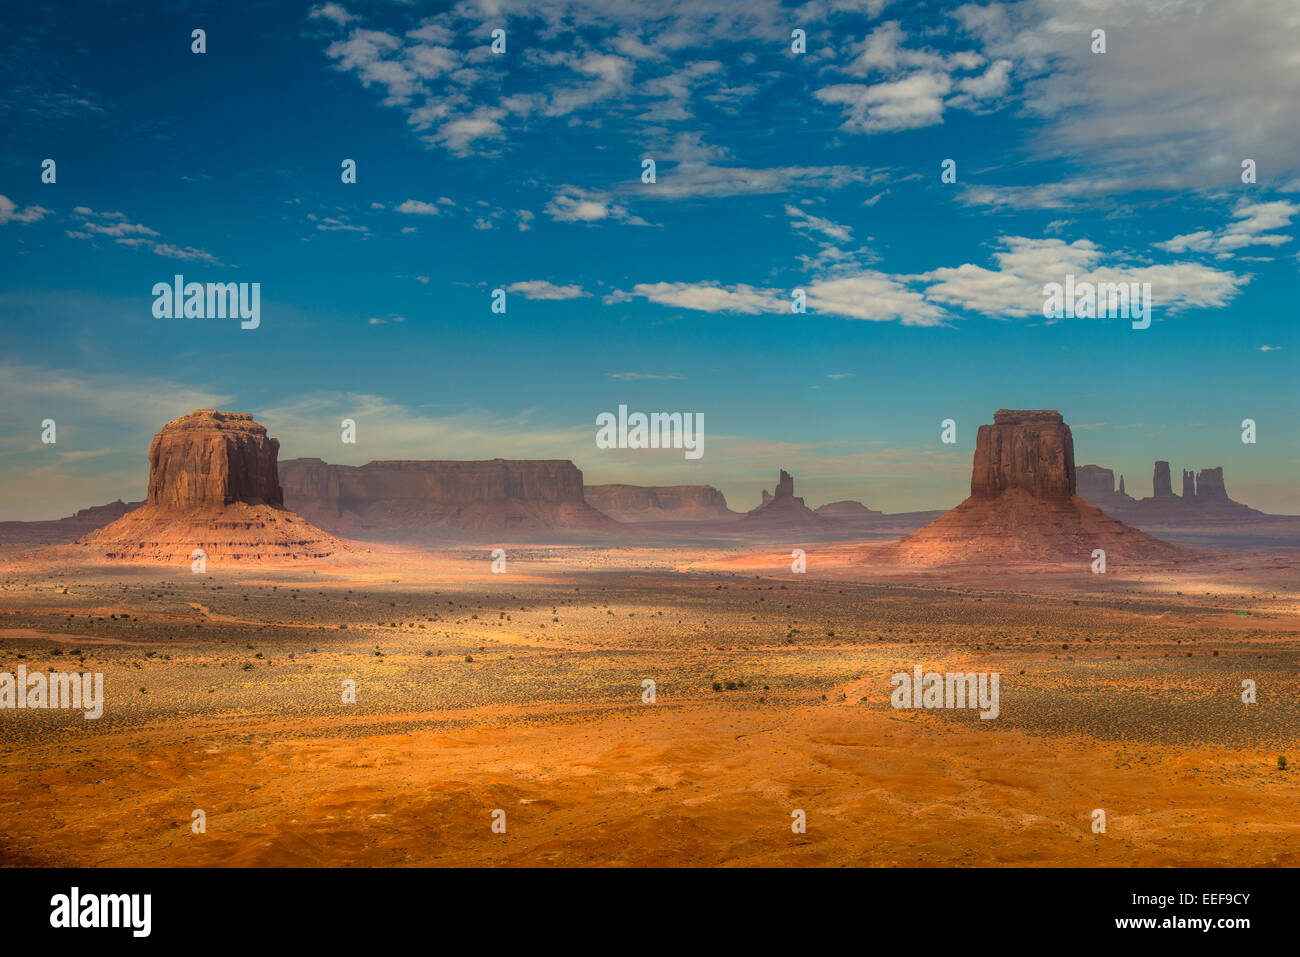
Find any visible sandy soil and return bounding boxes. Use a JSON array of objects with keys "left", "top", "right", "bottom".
[{"left": 1, "top": 544, "right": 1297, "bottom": 867}]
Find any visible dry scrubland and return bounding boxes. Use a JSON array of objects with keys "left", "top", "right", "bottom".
[{"left": 1, "top": 544, "right": 1297, "bottom": 867}]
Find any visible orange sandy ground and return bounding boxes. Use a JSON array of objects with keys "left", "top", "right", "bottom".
[
  {"left": 1, "top": 544, "right": 1297, "bottom": 867},
  {"left": 5, "top": 700, "right": 1299, "bottom": 867}
]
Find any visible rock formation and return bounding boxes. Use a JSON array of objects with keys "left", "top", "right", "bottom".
[
  {"left": 814, "top": 500, "right": 883, "bottom": 522},
  {"left": 738, "top": 469, "right": 825, "bottom": 531},
  {"left": 147, "top": 411, "right": 283, "bottom": 509},
  {"left": 1153, "top": 461, "right": 1175, "bottom": 499},
  {"left": 970, "top": 410, "right": 1075, "bottom": 503},
  {"left": 0, "top": 499, "right": 143, "bottom": 547},
  {"left": 281, "top": 458, "right": 618, "bottom": 540},
  {"left": 1075, "top": 464, "right": 1136, "bottom": 512},
  {"left": 880, "top": 410, "right": 1182, "bottom": 566},
  {"left": 583, "top": 484, "right": 737, "bottom": 523},
  {"left": 774, "top": 469, "right": 795, "bottom": 500},
  {"left": 1195, "top": 467, "right": 1228, "bottom": 502},
  {"left": 1076, "top": 465, "right": 1116, "bottom": 501},
  {"left": 1090, "top": 461, "right": 1264, "bottom": 523},
  {"left": 72, "top": 411, "right": 344, "bottom": 563}
]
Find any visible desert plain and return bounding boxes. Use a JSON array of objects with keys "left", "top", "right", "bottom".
[{"left": 2, "top": 542, "right": 1297, "bottom": 868}]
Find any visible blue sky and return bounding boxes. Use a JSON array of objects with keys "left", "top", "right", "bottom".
[{"left": 1, "top": 0, "right": 1297, "bottom": 519}]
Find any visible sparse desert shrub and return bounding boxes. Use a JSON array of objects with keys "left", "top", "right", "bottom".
[
  {"left": 465, "top": 655, "right": 474, "bottom": 662},
  {"left": 1280, "top": 756, "right": 1289, "bottom": 771},
  {"left": 712, "top": 682, "right": 722, "bottom": 692}
]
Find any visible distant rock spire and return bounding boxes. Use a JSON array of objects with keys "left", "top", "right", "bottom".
[{"left": 1152, "top": 461, "right": 1174, "bottom": 499}]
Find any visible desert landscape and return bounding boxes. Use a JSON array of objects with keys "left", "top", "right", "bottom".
[{"left": 2, "top": 407, "right": 1296, "bottom": 868}]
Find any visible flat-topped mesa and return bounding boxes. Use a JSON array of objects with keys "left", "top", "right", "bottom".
[
  {"left": 970, "top": 410, "right": 1075, "bottom": 503},
  {"left": 277, "top": 457, "right": 615, "bottom": 540},
  {"left": 1076, "top": 464, "right": 1115, "bottom": 499},
  {"left": 148, "top": 410, "right": 283, "bottom": 509},
  {"left": 583, "top": 484, "right": 735, "bottom": 522},
  {"left": 1196, "top": 466, "right": 1229, "bottom": 502},
  {"left": 68, "top": 410, "right": 345, "bottom": 564},
  {"left": 281, "top": 458, "right": 587, "bottom": 507}
]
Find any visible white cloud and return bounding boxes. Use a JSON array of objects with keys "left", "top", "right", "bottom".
[
  {"left": 611, "top": 235, "right": 1249, "bottom": 325},
  {"left": 1156, "top": 200, "right": 1299, "bottom": 257},
  {"left": 430, "top": 107, "right": 505, "bottom": 154},
  {"left": 316, "top": 216, "right": 368, "bottom": 233},
  {"left": 505, "top": 280, "right": 589, "bottom": 300},
  {"left": 308, "top": 3, "right": 355, "bottom": 26},
  {"left": 816, "top": 72, "right": 953, "bottom": 133},
  {"left": 544, "top": 187, "right": 649, "bottom": 225},
  {"left": 0, "top": 195, "right": 51, "bottom": 225},
  {"left": 396, "top": 199, "right": 441, "bottom": 216},
  {"left": 82, "top": 219, "right": 158, "bottom": 238},
  {"left": 786, "top": 204, "right": 853, "bottom": 244},
  {"left": 918, "top": 236, "right": 1248, "bottom": 317},
  {"left": 608, "top": 282, "right": 783, "bottom": 315},
  {"left": 955, "top": 0, "right": 1300, "bottom": 192},
  {"left": 64, "top": 205, "right": 220, "bottom": 263},
  {"left": 152, "top": 243, "right": 220, "bottom": 264}
]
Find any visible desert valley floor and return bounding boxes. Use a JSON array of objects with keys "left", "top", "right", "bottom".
[{"left": 1, "top": 543, "right": 1297, "bottom": 867}]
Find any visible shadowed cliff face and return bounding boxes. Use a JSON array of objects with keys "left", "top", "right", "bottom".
[
  {"left": 583, "top": 484, "right": 734, "bottom": 522},
  {"left": 281, "top": 458, "right": 586, "bottom": 508},
  {"left": 1077, "top": 465, "right": 1116, "bottom": 500},
  {"left": 1196, "top": 467, "right": 1228, "bottom": 501},
  {"left": 278, "top": 458, "right": 616, "bottom": 538},
  {"left": 1153, "top": 461, "right": 1175, "bottom": 499},
  {"left": 970, "top": 410, "right": 1075, "bottom": 503},
  {"left": 147, "top": 410, "right": 283, "bottom": 509}
]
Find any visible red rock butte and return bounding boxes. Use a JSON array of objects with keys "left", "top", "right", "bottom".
[
  {"left": 970, "top": 410, "right": 1075, "bottom": 503},
  {"left": 147, "top": 410, "right": 283, "bottom": 509},
  {"left": 879, "top": 409, "right": 1183, "bottom": 567},
  {"left": 71, "top": 410, "right": 346, "bottom": 564}
]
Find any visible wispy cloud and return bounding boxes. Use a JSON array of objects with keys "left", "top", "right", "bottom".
[
  {"left": 505, "top": 280, "right": 589, "bottom": 300},
  {"left": 0, "top": 195, "right": 51, "bottom": 226}
]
